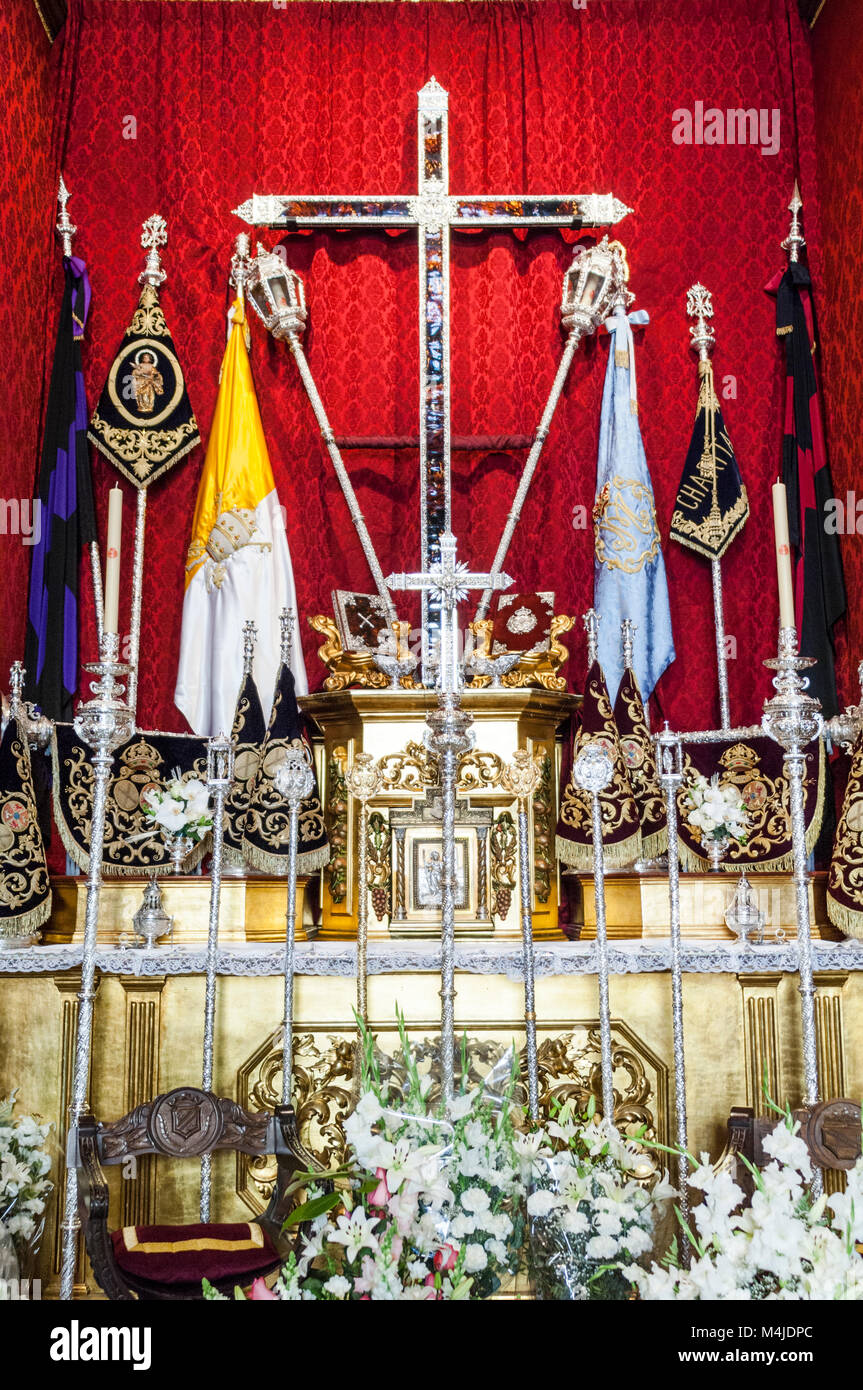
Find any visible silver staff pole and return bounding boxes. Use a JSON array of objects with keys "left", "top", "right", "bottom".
[
  {"left": 199, "top": 733, "right": 235, "bottom": 1221},
  {"left": 346, "top": 753, "right": 384, "bottom": 1092},
  {"left": 273, "top": 750, "right": 316, "bottom": 1105},
  {"left": 573, "top": 744, "right": 615, "bottom": 1123},
  {"left": 502, "top": 750, "right": 544, "bottom": 1121},
  {"left": 60, "top": 632, "right": 134, "bottom": 1300},
  {"left": 655, "top": 724, "right": 692, "bottom": 1263}
]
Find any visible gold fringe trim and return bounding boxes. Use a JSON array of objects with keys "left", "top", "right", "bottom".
[
  {"left": 676, "top": 741, "right": 825, "bottom": 874},
  {"left": 223, "top": 844, "right": 247, "bottom": 869},
  {"left": 826, "top": 892, "right": 863, "bottom": 941},
  {"left": 639, "top": 827, "right": 668, "bottom": 861},
  {"left": 86, "top": 427, "right": 201, "bottom": 492},
  {"left": 50, "top": 733, "right": 210, "bottom": 877},
  {"left": 556, "top": 828, "right": 642, "bottom": 872},
  {"left": 0, "top": 891, "right": 52, "bottom": 939},
  {"left": 239, "top": 839, "right": 331, "bottom": 876}
]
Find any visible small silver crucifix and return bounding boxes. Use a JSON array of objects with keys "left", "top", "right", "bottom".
[{"left": 387, "top": 532, "right": 511, "bottom": 693}]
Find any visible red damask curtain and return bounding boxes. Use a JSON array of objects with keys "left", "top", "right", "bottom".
[{"left": 28, "top": 0, "right": 828, "bottom": 733}]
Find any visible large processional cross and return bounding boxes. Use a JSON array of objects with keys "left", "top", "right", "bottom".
[{"left": 235, "top": 79, "right": 631, "bottom": 683}]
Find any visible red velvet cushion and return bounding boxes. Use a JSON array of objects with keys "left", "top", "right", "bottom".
[{"left": 111, "top": 1222, "right": 278, "bottom": 1286}]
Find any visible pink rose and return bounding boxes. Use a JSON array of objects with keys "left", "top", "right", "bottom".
[
  {"left": 433, "top": 1243, "right": 457, "bottom": 1272},
  {"left": 247, "top": 1277, "right": 278, "bottom": 1301}
]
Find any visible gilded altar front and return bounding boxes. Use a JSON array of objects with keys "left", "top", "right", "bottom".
[{"left": 3, "top": 936, "right": 863, "bottom": 1298}]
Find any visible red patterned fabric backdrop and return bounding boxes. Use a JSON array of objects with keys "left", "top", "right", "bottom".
[
  {"left": 14, "top": 0, "right": 838, "bottom": 735},
  {"left": 812, "top": 0, "right": 863, "bottom": 679},
  {"left": 0, "top": 1, "right": 56, "bottom": 665}
]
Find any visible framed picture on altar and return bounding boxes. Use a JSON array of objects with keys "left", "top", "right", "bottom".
[
  {"left": 407, "top": 830, "right": 475, "bottom": 921},
  {"left": 491, "top": 591, "right": 555, "bottom": 656},
  {"left": 332, "top": 590, "right": 393, "bottom": 654}
]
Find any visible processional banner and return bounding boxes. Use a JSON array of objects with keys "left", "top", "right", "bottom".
[
  {"left": 0, "top": 719, "right": 51, "bottom": 936},
  {"left": 88, "top": 282, "right": 200, "bottom": 489},
  {"left": 52, "top": 724, "right": 210, "bottom": 874},
  {"left": 240, "top": 663, "right": 329, "bottom": 875},
  {"left": 676, "top": 736, "right": 824, "bottom": 872}
]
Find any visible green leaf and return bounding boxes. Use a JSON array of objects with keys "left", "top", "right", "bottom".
[{"left": 283, "top": 1191, "right": 342, "bottom": 1226}]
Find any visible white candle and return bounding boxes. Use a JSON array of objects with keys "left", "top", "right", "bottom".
[
  {"left": 772, "top": 480, "right": 795, "bottom": 630},
  {"left": 103, "top": 485, "right": 123, "bottom": 636}
]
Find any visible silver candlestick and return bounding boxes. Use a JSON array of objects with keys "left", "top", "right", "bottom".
[
  {"left": 655, "top": 724, "right": 691, "bottom": 1264},
  {"left": 60, "top": 631, "right": 134, "bottom": 1301},
  {"left": 200, "top": 733, "right": 235, "bottom": 1222},
  {"left": 273, "top": 749, "right": 315, "bottom": 1105},
  {"left": 573, "top": 744, "right": 615, "bottom": 1125},
  {"left": 346, "top": 752, "right": 384, "bottom": 1093},
  {"left": 501, "top": 750, "right": 544, "bottom": 1120},
  {"left": 762, "top": 625, "right": 823, "bottom": 1195}
]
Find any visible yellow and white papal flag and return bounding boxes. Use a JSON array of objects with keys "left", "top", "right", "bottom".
[{"left": 174, "top": 297, "right": 307, "bottom": 735}]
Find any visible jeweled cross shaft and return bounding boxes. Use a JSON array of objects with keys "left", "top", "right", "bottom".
[
  {"left": 235, "top": 78, "right": 631, "bottom": 683},
  {"left": 387, "top": 531, "right": 511, "bottom": 692}
]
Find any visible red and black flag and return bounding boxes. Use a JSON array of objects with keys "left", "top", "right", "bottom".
[{"left": 766, "top": 259, "right": 845, "bottom": 717}]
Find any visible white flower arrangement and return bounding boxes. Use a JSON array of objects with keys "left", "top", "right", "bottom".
[
  {"left": 0, "top": 1092, "right": 52, "bottom": 1255},
  {"left": 140, "top": 770, "right": 212, "bottom": 843},
  {"left": 684, "top": 772, "right": 748, "bottom": 846},
  {"left": 254, "top": 1015, "right": 525, "bottom": 1301},
  {"left": 519, "top": 1095, "right": 674, "bottom": 1300},
  {"left": 627, "top": 1109, "right": 863, "bottom": 1300}
]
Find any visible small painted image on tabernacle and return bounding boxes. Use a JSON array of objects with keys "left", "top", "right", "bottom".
[{"left": 412, "top": 837, "right": 470, "bottom": 913}]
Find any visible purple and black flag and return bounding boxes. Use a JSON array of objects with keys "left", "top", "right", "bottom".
[
  {"left": 24, "top": 256, "right": 96, "bottom": 721},
  {"left": 766, "top": 259, "right": 845, "bottom": 717}
]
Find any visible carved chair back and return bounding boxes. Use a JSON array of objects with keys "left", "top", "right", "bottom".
[{"left": 93, "top": 1086, "right": 272, "bottom": 1165}]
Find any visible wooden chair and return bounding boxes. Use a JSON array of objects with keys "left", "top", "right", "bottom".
[
  {"left": 75, "top": 1086, "right": 320, "bottom": 1300},
  {"left": 723, "top": 1098, "right": 862, "bottom": 1195}
]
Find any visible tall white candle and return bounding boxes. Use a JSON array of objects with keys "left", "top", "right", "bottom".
[
  {"left": 772, "top": 480, "right": 795, "bottom": 630},
  {"left": 103, "top": 485, "right": 123, "bottom": 636}
]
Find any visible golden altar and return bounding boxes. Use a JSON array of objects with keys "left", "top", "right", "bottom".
[
  {"left": 1, "top": 679, "right": 857, "bottom": 1299},
  {"left": 0, "top": 875, "right": 859, "bottom": 1298}
]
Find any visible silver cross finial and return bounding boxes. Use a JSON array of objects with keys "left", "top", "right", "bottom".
[
  {"left": 782, "top": 181, "right": 805, "bottom": 264},
  {"left": 230, "top": 232, "right": 251, "bottom": 298},
  {"left": 583, "top": 608, "right": 601, "bottom": 667},
  {"left": 686, "top": 283, "right": 715, "bottom": 362},
  {"left": 242, "top": 620, "right": 257, "bottom": 677},
  {"left": 56, "top": 175, "right": 77, "bottom": 258},
  {"left": 621, "top": 619, "right": 636, "bottom": 671},
  {"left": 139, "top": 214, "right": 168, "bottom": 287},
  {"left": 280, "top": 607, "right": 295, "bottom": 666}
]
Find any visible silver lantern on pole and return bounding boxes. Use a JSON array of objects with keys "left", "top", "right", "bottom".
[
  {"left": 245, "top": 244, "right": 396, "bottom": 629},
  {"left": 474, "top": 236, "right": 630, "bottom": 626}
]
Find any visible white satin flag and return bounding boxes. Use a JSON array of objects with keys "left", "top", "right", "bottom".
[{"left": 174, "top": 298, "right": 307, "bottom": 735}]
